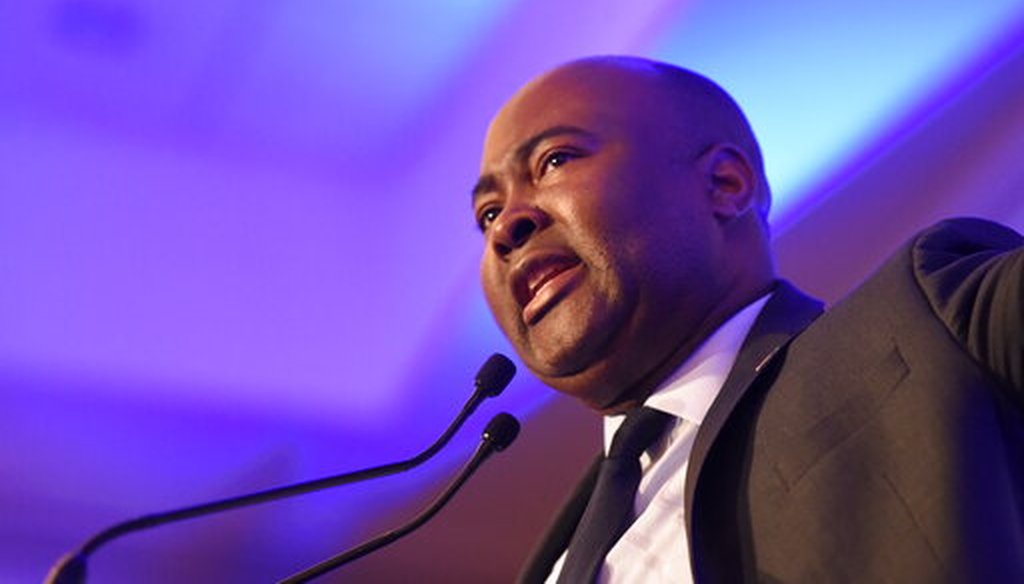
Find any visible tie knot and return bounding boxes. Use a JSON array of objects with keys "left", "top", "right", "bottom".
[{"left": 608, "top": 406, "right": 673, "bottom": 460}]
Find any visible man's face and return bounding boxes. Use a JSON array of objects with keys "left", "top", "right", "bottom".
[{"left": 474, "top": 65, "right": 730, "bottom": 411}]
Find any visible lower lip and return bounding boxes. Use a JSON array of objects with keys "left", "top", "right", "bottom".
[{"left": 522, "top": 263, "right": 584, "bottom": 325}]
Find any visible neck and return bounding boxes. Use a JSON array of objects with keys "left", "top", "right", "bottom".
[{"left": 593, "top": 278, "right": 775, "bottom": 417}]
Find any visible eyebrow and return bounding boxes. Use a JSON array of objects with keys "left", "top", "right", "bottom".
[{"left": 471, "top": 125, "right": 594, "bottom": 204}]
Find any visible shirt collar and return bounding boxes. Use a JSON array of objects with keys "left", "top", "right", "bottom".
[{"left": 603, "top": 293, "right": 771, "bottom": 453}]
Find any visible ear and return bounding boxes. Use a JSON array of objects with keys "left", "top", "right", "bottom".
[{"left": 697, "top": 144, "right": 758, "bottom": 221}]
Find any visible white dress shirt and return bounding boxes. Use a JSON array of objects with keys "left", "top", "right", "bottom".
[{"left": 546, "top": 295, "right": 770, "bottom": 583}]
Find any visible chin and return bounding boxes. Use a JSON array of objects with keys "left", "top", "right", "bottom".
[
  {"left": 517, "top": 318, "right": 632, "bottom": 402},
  {"left": 531, "top": 354, "right": 626, "bottom": 409},
  {"left": 521, "top": 333, "right": 598, "bottom": 379}
]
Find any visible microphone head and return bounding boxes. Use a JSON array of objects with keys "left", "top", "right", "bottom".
[
  {"left": 482, "top": 413, "right": 520, "bottom": 452},
  {"left": 474, "top": 353, "right": 516, "bottom": 398}
]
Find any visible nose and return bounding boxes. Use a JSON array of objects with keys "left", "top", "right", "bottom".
[{"left": 489, "top": 203, "right": 548, "bottom": 258}]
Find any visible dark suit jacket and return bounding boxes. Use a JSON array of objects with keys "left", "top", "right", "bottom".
[{"left": 519, "top": 218, "right": 1024, "bottom": 583}]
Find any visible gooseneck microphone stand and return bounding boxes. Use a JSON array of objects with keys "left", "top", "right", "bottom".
[
  {"left": 278, "top": 412, "right": 520, "bottom": 583},
  {"left": 45, "top": 354, "right": 517, "bottom": 584}
]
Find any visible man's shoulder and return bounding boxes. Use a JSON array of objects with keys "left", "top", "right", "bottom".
[
  {"left": 777, "top": 217, "right": 1021, "bottom": 355},
  {"left": 904, "top": 217, "right": 1022, "bottom": 311},
  {"left": 846, "top": 216, "right": 1023, "bottom": 393},
  {"left": 910, "top": 217, "right": 1023, "bottom": 274},
  {"left": 836, "top": 217, "right": 1022, "bottom": 304}
]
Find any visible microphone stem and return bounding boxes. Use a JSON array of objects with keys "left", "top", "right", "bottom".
[
  {"left": 277, "top": 439, "right": 497, "bottom": 583},
  {"left": 46, "top": 354, "right": 517, "bottom": 584},
  {"left": 72, "top": 391, "right": 486, "bottom": 559}
]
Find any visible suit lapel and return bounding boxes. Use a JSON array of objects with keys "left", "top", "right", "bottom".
[{"left": 684, "top": 281, "right": 823, "bottom": 532}]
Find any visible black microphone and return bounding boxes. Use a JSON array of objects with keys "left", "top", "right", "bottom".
[
  {"left": 45, "top": 354, "right": 517, "bottom": 584},
  {"left": 277, "top": 413, "right": 521, "bottom": 583}
]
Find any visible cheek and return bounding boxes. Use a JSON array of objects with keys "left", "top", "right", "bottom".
[
  {"left": 479, "top": 259, "right": 502, "bottom": 311},
  {"left": 480, "top": 259, "right": 519, "bottom": 329},
  {"left": 569, "top": 176, "right": 658, "bottom": 243}
]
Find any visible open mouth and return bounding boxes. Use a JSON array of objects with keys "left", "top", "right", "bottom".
[{"left": 513, "top": 255, "right": 583, "bottom": 324}]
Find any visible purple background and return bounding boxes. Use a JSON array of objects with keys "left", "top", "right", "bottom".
[{"left": 3, "top": 1, "right": 1024, "bottom": 581}]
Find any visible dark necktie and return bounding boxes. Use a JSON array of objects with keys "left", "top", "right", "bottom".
[{"left": 557, "top": 406, "right": 674, "bottom": 583}]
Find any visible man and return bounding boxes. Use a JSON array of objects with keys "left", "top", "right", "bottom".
[{"left": 473, "top": 56, "right": 1024, "bottom": 582}]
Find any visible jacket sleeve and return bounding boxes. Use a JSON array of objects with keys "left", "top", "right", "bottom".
[{"left": 913, "top": 218, "right": 1024, "bottom": 401}]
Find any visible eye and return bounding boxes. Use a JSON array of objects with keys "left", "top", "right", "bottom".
[
  {"left": 476, "top": 205, "right": 502, "bottom": 232},
  {"left": 539, "top": 150, "right": 576, "bottom": 175}
]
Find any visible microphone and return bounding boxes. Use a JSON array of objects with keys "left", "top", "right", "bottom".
[
  {"left": 277, "top": 413, "right": 521, "bottom": 583},
  {"left": 45, "top": 354, "right": 517, "bottom": 584}
]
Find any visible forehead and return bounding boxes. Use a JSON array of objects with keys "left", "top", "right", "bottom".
[{"left": 481, "top": 66, "right": 671, "bottom": 166}]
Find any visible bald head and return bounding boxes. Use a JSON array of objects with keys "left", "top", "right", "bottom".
[
  {"left": 499, "top": 56, "right": 771, "bottom": 218},
  {"left": 476, "top": 56, "right": 776, "bottom": 412}
]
